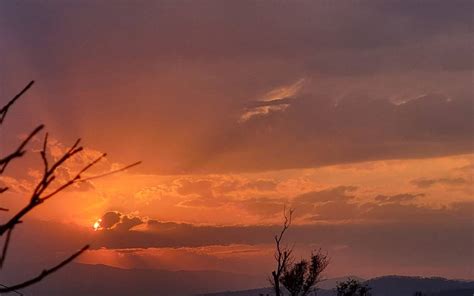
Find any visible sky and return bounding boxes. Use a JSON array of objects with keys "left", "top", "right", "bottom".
[{"left": 0, "top": 0, "right": 473, "bottom": 288}]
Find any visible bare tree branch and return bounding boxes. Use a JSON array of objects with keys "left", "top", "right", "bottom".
[
  {"left": 0, "top": 81, "right": 141, "bottom": 292},
  {"left": 0, "top": 81, "right": 42, "bottom": 174},
  {"left": 0, "top": 81, "right": 34, "bottom": 124},
  {"left": 0, "top": 245, "right": 89, "bottom": 293},
  {"left": 81, "top": 160, "right": 142, "bottom": 182},
  {"left": 0, "top": 228, "right": 13, "bottom": 268},
  {"left": 0, "top": 137, "right": 96, "bottom": 236},
  {"left": 0, "top": 125, "right": 44, "bottom": 174},
  {"left": 271, "top": 207, "right": 295, "bottom": 296},
  {"left": 0, "top": 284, "right": 23, "bottom": 295}
]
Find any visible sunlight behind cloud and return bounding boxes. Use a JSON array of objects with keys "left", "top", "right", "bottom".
[
  {"left": 239, "top": 78, "right": 306, "bottom": 122},
  {"left": 93, "top": 219, "right": 102, "bottom": 231},
  {"left": 261, "top": 78, "right": 307, "bottom": 102}
]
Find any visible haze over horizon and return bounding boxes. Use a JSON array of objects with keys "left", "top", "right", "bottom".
[{"left": 0, "top": 0, "right": 472, "bottom": 290}]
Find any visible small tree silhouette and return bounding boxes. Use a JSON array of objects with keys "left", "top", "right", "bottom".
[
  {"left": 281, "top": 249, "right": 329, "bottom": 296},
  {"left": 270, "top": 208, "right": 329, "bottom": 296},
  {"left": 270, "top": 208, "right": 294, "bottom": 296},
  {"left": 336, "top": 278, "right": 371, "bottom": 296},
  {"left": 0, "top": 81, "right": 140, "bottom": 293}
]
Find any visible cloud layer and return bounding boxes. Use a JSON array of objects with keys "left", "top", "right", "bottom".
[{"left": 0, "top": 0, "right": 472, "bottom": 173}]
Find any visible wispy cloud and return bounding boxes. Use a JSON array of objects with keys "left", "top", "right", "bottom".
[
  {"left": 239, "top": 104, "right": 290, "bottom": 122},
  {"left": 239, "top": 78, "right": 307, "bottom": 122},
  {"left": 261, "top": 78, "right": 307, "bottom": 102},
  {"left": 410, "top": 177, "right": 468, "bottom": 188}
]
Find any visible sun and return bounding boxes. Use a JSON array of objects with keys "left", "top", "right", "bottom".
[{"left": 93, "top": 219, "right": 102, "bottom": 231}]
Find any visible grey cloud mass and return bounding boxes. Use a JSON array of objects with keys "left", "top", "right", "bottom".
[
  {"left": 0, "top": 0, "right": 472, "bottom": 173},
  {"left": 7, "top": 202, "right": 473, "bottom": 279}
]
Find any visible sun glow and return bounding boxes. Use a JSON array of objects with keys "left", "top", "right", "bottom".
[{"left": 93, "top": 219, "right": 102, "bottom": 231}]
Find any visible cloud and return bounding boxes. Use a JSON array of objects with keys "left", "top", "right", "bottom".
[
  {"left": 5, "top": 197, "right": 473, "bottom": 279},
  {"left": 289, "top": 186, "right": 468, "bottom": 224},
  {"left": 374, "top": 193, "right": 424, "bottom": 203},
  {"left": 239, "top": 179, "right": 278, "bottom": 191},
  {"left": 193, "top": 93, "right": 473, "bottom": 172},
  {"left": 99, "top": 211, "right": 144, "bottom": 231},
  {"left": 411, "top": 177, "right": 468, "bottom": 188},
  {"left": 239, "top": 104, "right": 290, "bottom": 122},
  {"left": 294, "top": 186, "right": 357, "bottom": 204},
  {"left": 261, "top": 78, "right": 307, "bottom": 102},
  {"left": 85, "top": 198, "right": 474, "bottom": 249},
  {"left": 176, "top": 179, "right": 214, "bottom": 197},
  {"left": 290, "top": 186, "right": 358, "bottom": 220},
  {"left": 115, "top": 215, "right": 144, "bottom": 231},
  {"left": 238, "top": 197, "right": 285, "bottom": 217},
  {"left": 239, "top": 79, "right": 306, "bottom": 122},
  {"left": 1, "top": 1, "right": 471, "bottom": 174},
  {"left": 175, "top": 176, "right": 278, "bottom": 197},
  {"left": 169, "top": 176, "right": 282, "bottom": 212},
  {"left": 1, "top": 1, "right": 472, "bottom": 282},
  {"left": 100, "top": 211, "right": 121, "bottom": 229},
  {"left": 78, "top": 244, "right": 273, "bottom": 276}
]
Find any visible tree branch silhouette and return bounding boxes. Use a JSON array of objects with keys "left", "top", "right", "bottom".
[
  {"left": 0, "top": 245, "right": 89, "bottom": 293},
  {"left": 281, "top": 248, "right": 329, "bottom": 296},
  {"left": 270, "top": 207, "right": 294, "bottom": 296},
  {"left": 0, "top": 80, "right": 34, "bottom": 124},
  {"left": 0, "top": 125, "right": 44, "bottom": 175},
  {"left": 0, "top": 81, "right": 140, "bottom": 292},
  {"left": 270, "top": 207, "right": 330, "bottom": 296}
]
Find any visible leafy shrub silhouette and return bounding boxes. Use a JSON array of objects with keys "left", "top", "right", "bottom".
[
  {"left": 270, "top": 208, "right": 329, "bottom": 296},
  {"left": 336, "top": 278, "right": 371, "bottom": 296},
  {"left": 281, "top": 250, "right": 329, "bottom": 296}
]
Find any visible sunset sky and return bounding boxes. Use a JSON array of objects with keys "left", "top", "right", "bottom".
[{"left": 0, "top": 0, "right": 472, "bottom": 287}]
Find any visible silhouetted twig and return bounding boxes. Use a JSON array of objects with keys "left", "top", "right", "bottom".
[
  {"left": 0, "top": 228, "right": 13, "bottom": 267},
  {"left": 0, "top": 80, "right": 34, "bottom": 124},
  {"left": 81, "top": 160, "right": 142, "bottom": 182},
  {"left": 0, "top": 245, "right": 89, "bottom": 293},
  {"left": 270, "top": 207, "right": 294, "bottom": 296},
  {"left": 0, "top": 81, "right": 140, "bottom": 292},
  {"left": 0, "top": 283, "right": 23, "bottom": 295},
  {"left": 0, "top": 125, "right": 44, "bottom": 174}
]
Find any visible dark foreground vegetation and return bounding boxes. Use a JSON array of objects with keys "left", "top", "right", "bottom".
[{"left": 202, "top": 276, "right": 474, "bottom": 296}]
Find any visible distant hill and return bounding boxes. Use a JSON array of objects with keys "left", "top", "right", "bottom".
[
  {"left": 428, "top": 288, "right": 474, "bottom": 296},
  {"left": 200, "top": 276, "right": 474, "bottom": 296},
  {"left": 3, "top": 264, "right": 473, "bottom": 296},
  {"left": 2, "top": 263, "right": 266, "bottom": 296},
  {"left": 196, "top": 276, "right": 365, "bottom": 296},
  {"left": 318, "top": 276, "right": 366, "bottom": 290},
  {"left": 367, "top": 276, "right": 474, "bottom": 296}
]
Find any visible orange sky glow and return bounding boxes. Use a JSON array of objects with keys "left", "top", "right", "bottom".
[{"left": 0, "top": 1, "right": 472, "bottom": 291}]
